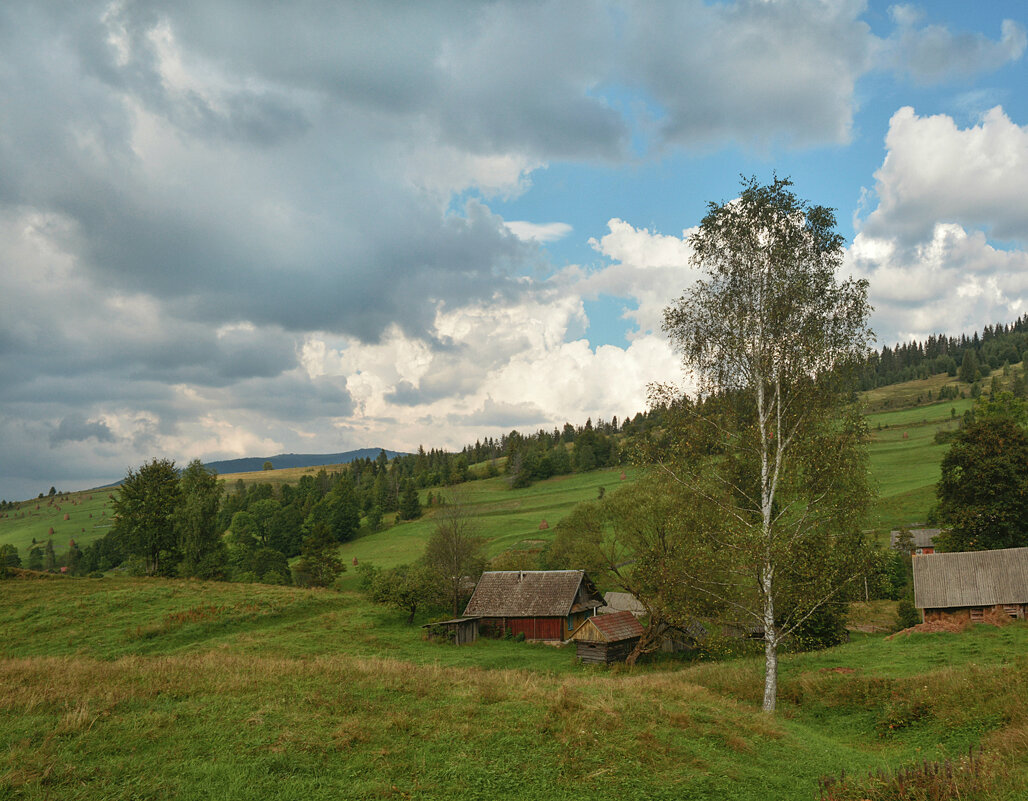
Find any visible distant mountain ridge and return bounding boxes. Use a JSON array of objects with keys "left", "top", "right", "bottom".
[{"left": 204, "top": 449, "right": 405, "bottom": 475}]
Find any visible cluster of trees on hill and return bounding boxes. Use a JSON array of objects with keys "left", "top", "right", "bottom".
[
  {"left": 385, "top": 413, "right": 646, "bottom": 492},
  {"left": 6, "top": 404, "right": 652, "bottom": 584},
  {"left": 859, "top": 316, "right": 1028, "bottom": 389}
]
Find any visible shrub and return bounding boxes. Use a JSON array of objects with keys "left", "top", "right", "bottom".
[{"left": 896, "top": 599, "right": 921, "bottom": 630}]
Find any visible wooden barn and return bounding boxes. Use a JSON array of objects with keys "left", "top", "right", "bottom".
[
  {"left": 462, "top": 570, "right": 604, "bottom": 641},
  {"left": 890, "top": 528, "right": 940, "bottom": 556},
  {"left": 570, "top": 610, "right": 644, "bottom": 664},
  {"left": 913, "top": 546, "right": 1028, "bottom": 624}
]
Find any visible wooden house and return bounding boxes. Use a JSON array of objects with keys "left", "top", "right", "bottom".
[
  {"left": 913, "top": 547, "right": 1028, "bottom": 624},
  {"left": 570, "top": 610, "right": 644, "bottom": 664},
  {"left": 462, "top": 570, "right": 604, "bottom": 641},
  {"left": 890, "top": 528, "right": 940, "bottom": 556}
]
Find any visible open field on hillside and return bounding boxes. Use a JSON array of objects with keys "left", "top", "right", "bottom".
[
  {"left": 861, "top": 371, "right": 975, "bottom": 413},
  {"left": 0, "top": 466, "right": 633, "bottom": 569},
  {"left": 0, "top": 490, "right": 113, "bottom": 554},
  {"left": 2, "top": 575, "right": 1027, "bottom": 800},
  {"left": 337, "top": 468, "right": 636, "bottom": 588},
  {"left": 862, "top": 401, "right": 968, "bottom": 532},
  {"left": 210, "top": 462, "right": 357, "bottom": 491}
]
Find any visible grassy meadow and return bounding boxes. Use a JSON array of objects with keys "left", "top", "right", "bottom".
[
  {"left": 335, "top": 467, "right": 636, "bottom": 588},
  {"left": 3, "top": 575, "right": 1028, "bottom": 800},
  {"left": 0, "top": 491, "right": 114, "bottom": 554}
]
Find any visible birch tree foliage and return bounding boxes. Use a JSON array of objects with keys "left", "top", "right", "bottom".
[{"left": 658, "top": 177, "right": 876, "bottom": 713}]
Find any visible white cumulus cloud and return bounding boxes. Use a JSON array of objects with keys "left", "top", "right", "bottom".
[{"left": 851, "top": 107, "right": 1028, "bottom": 344}]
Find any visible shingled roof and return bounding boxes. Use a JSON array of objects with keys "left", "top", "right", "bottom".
[
  {"left": 463, "top": 570, "right": 602, "bottom": 617},
  {"left": 571, "top": 610, "right": 644, "bottom": 642},
  {"left": 913, "top": 547, "right": 1028, "bottom": 609}
]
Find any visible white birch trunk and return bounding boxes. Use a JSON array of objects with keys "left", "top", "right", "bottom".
[{"left": 762, "top": 571, "right": 777, "bottom": 713}]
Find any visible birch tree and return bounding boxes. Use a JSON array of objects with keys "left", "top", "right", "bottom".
[{"left": 659, "top": 177, "right": 874, "bottom": 713}]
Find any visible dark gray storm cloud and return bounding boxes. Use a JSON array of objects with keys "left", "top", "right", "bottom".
[{"left": 49, "top": 415, "right": 117, "bottom": 446}]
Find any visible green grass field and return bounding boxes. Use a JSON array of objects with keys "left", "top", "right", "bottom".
[
  {"left": 0, "top": 490, "right": 114, "bottom": 554},
  {"left": 2, "top": 575, "right": 1027, "bottom": 800},
  {"left": 336, "top": 468, "right": 636, "bottom": 587}
]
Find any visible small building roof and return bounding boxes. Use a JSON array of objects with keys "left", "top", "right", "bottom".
[
  {"left": 570, "top": 610, "right": 644, "bottom": 642},
  {"left": 601, "top": 591, "right": 646, "bottom": 616},
  {"left": 420, "top": 617, "right": 478, "bottom": 628},
  {"left": 890, "top": 528, "right": 940, "bottom": 549},
  {"left": 913, "top": 547, "right": 1028, "bottom": 609},
  {"left": 463, "top": 570, "right": 603, "bottom": 618}
]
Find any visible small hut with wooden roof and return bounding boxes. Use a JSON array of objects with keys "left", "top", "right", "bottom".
[
  {"left": 890, "top": 528, "right": 940, "bottom": 556},
  {"left": 569, "top": 610, "right": 645, "bottom": 664},
  {"left": 462, "top": 570, "right": 604, "bottom": 641},
  {"left": 913, "top": 546, "right": 1028, "bottom": 624}
]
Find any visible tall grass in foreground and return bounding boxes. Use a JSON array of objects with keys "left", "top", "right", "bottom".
[
  {"left": 818, "top": 747, "right": 1004, "bottom": 800},
  {"left": 2, "top": 575, "right": 1028, "bottom": 799}
]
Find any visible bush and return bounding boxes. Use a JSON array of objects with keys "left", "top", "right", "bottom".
[
  {"left": 791, "top": 604, "right": 849, "bottom": 651},
  {"left": 896, "top": 599, "right": 920, "bottom": 630},
  {"left": 87, "top": 571, "right": 104, "bottom": 579}
]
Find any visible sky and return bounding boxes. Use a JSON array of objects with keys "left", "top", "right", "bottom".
[{"left": 2, "top": 1, "right": 1027, "bottom": 500}]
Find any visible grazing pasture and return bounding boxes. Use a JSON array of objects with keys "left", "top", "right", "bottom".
[{"left": 2, "top": 575, "right": 1027, "bottom": 799}]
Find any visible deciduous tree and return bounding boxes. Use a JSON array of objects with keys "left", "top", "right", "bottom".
[
  {"left": 112, "top": 458, "right": 181, "bottom": 576},
  {"left": 175, "top": 459, "right": 225, "bottom": 579},
  {"left": 658, "top": 177, "right": 875, "bottom": 712},
  {"left": 422, "top": 489, "right": 486, "bottom": 617},
  {"left": 936, "top": 417, "right": 1028, "bottom": 552},
  {"left": 364, "top": 563, "right": 439, "bottom": 624}
]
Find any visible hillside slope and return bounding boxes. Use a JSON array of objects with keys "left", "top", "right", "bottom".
[{"left": 1, "top": 575, "right": 1026, "bottom": 800}]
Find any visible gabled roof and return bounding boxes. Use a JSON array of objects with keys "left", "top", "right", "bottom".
[
  {"left": 463, "top": 570, "right": 602, "bottom": 618},
  {"left": 601, "top": 591, "right": 646, "bottom": 616},
  {"left": 913, "top": 547, "right": 1028, "bottom": 609},
  {"left": 571, "top": 610, "right": 644, "bottom": 642},
  {"left": 890, "top": 528, "right": 940, "bottom": 549}
]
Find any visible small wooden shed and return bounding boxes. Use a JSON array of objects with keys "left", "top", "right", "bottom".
[
  {"left": 890, "top": 528, "right": 940, "bottom": 556},
  {"left": 570, "top": 610, "right": 644, "bottom": 664},
  {"left": 422, "top": 617, "right": 480, "bottom": 645},
  {"left": 913, "top": 546, "right": 1028, "bottom": 623}
]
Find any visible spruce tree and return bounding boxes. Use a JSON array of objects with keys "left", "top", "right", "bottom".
[
  {"left": 399, "top": 480, "right": 422, "bottom": 520},
  {"left": 958, "top": 350, "right": 978, "bottom": 383},
  {"left": 293, "top": 521, "right": 344, "bottom": 587}
]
